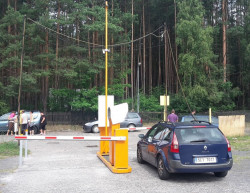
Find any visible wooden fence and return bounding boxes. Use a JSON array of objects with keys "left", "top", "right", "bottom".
[{"left": 219, "top": 115, "right": 245, "bottom": 136}]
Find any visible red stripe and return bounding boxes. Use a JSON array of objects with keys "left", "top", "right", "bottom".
[
  {"left": 73, "top": 137, "right": 84, "bottom": 139},
  {"left": 129, "top": 128, "right": 136, "bottom": 130},
  {"left": 15, "top": 136, "right": 27, "bottom": 139},
  {"left": 45, "top": 137, "right": 57, "bottom": 139},
  {"left": 147, "top": 127, "right": 151, "bottom": 129},
  {"left": 101, "top": 137, "right": 111, "bottom": 140}
]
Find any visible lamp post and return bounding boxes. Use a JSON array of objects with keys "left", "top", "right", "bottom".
[{"left": 137, "top": 62, "right": 141, "bottom": 113}]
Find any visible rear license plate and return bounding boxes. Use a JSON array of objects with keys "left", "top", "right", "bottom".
[{"left": 194, "top": 157, "right": 217, "bottom": 164}]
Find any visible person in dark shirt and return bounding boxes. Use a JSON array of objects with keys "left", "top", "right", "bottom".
[{"left": 40, "top": 112, "right": 47, "bottom": 135}]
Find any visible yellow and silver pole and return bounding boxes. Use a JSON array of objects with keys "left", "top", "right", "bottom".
[{"left": 105, "top": 0, "right": 109, "bottom": 153}]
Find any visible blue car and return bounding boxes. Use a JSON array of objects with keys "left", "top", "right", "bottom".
[
  {"left": 137, "top": 121, "right": 233, "bottom": 180},
  {"left": 181, "top": 115, "right": 219, "bottom": 127}
]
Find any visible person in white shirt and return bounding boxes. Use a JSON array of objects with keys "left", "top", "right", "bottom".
[{"left": 21, "top": 110, "right": 28, "bottom": 135}]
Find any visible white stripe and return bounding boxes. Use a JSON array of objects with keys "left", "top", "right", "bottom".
[{"left": 127, "top": 127, "right": 151, "bottom": 131}]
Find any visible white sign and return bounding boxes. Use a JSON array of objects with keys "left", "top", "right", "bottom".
[
  {"left": 160, "top": 95, "right": 170, "bottom": 106},
  {"left": 98, "top": 95, "right": 114, "bottom": 127},
  {"left": 109, "top": 103, "right": 128, "bottom": 125}
]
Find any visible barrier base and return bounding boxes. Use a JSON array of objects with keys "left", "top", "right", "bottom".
[{"left": 97, "top": 152, "right": 132, "bottom": 174}]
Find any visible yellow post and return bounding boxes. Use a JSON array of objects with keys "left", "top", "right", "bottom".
[
  {"left": 114, "top": 129, "right": 132, "bottom": 173},
  {"left": 109, "top": 121, "right": 120, "bottom": 166},
  {"left": 98, "top": 127, "right": 109, "bottom": 155},
  {"left": 104, "top": 0, "right": 109, "bottom": 154},
  {"left": 209, "top": 108, "right": 212, "bottom": 123}
]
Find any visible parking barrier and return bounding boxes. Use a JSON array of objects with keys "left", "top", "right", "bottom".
[
  {"left": 15, "top": 135, "right": 126, "bottom": 167},
  {"left": 127, "top": 127, "right": 151, "bottom": 131}
]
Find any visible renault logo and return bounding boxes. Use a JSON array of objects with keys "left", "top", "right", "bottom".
[{"left": 204, "top": 146, "right": 208, "bottom": 150}]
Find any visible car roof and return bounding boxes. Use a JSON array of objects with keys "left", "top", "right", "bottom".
[
  {"left": 158, "top": 121, "right": 217, "bottom": 129},
  {"left": 182, "top": 115, "right": 217, "bottom": 118}
]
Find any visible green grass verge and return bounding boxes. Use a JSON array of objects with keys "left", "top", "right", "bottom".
[
  {"left": 0, "top": 141, "right": 30, "bottom": 159},
  {"left": 0, "top": 141, "right": 20, "bottom": 159},
  {"left": 227, "top": 135, "right": 250, "bottom": 151}
]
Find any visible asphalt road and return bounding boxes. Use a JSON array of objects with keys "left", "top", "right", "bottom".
[{"left": 0, "top": 130, "right": 250, "bottom": 193}]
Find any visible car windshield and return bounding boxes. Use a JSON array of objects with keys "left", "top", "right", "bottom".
[
  {"left": 183, "top": 116, "right": 218, "bottom": 124},
  {"left": 175, "top": 127, "right": 225, "bottom": 143}
]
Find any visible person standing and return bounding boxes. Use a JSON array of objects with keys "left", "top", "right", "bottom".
[
  {"left": 167, "top": 109, "right": 178, "bottom": 123},
  {"left": 40, "top": 112, "right": 47, "bottom": 135},
  {"left": 7, "top": 111, "right": 15, "bottom": 136},
  {"left": 21, "top": 110, "right": 28, "bottom": 135},
  {"left": 29, "top": 111, "right": 35, "bottom": 135}
]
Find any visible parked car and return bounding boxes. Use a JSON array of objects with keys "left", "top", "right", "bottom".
[
  {"left": 181, "top": 115, "right": 219, "bottom": 127},
  {"left": 0, "top": 111, "right": 41, "bottom": 134},
  {"left": 83, "top": 112, "right": 143, "bottom": 133},
  {"left": 137, "top": 121, "right": 233, "bottom": 180}
]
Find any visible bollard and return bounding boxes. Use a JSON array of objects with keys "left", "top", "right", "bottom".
[
  {"left": 25, "top": 130, "right": 28, "bottom": 158},
  {"left": 19, "top": 140, "right": 23, "bottom": 167}
]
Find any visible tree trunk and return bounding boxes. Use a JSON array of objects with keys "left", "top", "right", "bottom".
[
  {"left": 131, "top": 0, "right": 134, "bottom": 109},
  {"left": 222, "top": 0, "right": 227, "bottom": 82},
  {"left": 55, "top": 1, "right": 60, "bottom": 89},
  {"left": 142, "top": 0, "right": 146, "bottom": 94},
  {"left": 43, "top": 29, "right": 49, "bottom": 113}
]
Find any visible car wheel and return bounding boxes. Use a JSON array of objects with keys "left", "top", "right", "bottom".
[
  {"left": 137, "top": 146, "right": 145, "bottom": 164},
  {"left": 91, "top": 125, "right": 99, "bottom": 133},
  {"left": 128, "top": 124, "right": 135, "bottom": 131},
  {"left": 157, "top": 155, "right": 170, "bottom": 180},
  {"left": 214, "top": 171, "right": 228, "bottom": 177},
  {"left": 33, "top": 126, "right": 39, "bottom": 134}
]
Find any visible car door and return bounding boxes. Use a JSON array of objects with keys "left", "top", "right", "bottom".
[
  {"left": 147, "top": 125, "right": 166, "bottom": 166},
  {"left": 0, "top": 113, "right": 10, "bottom": 132},
  {"left": 140, "top": 124, "right": 159, "bottom": 163}
]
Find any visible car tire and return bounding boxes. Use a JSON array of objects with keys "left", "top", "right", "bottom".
[
  {"left": 91, "top": 125, "right": 99, "bottom": 133},
  {"left": 157, "top": 155, "right": 170, "bottom": 180},
  {"left": 128, "top": 124, "right": 136, "bottom": 132},
  {"left": 214, "top": 171, "right": 228, "bottom": 177},
  {"left": 33, "top": 126, "right": 39, "bottom": 134},
  {"left": 137, "top": 146, "right": 145, "bottom": 164}
]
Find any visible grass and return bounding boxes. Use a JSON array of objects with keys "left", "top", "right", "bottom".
[
  {"left": 0, "top": 141, "right": 30, "bottom": 159},
  {"left": 227, "top": 135, "right": 250, "bottom": 151},
  {"left": 0, "top": 141, "right": 20, "bottom": 159}
]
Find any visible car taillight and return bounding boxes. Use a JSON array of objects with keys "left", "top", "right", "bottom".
[
  {"left": 225, "top": 137, "right": 231, "bottom": 152},
  {"left": 171, "top": 132, "right": 179, "bottom": 153},
  {"left": 140, "top": 118, "right": 142, "bottom": 124}
]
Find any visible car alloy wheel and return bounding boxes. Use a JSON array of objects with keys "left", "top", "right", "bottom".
[
  {"left": 157, "top": 155, "right": 170, "bottom": 180},
  {"left": 91, "top": 125, "right": 99, "bottom": 133},
  {"left": 137, "top": 146, "right": 145, "bottom": 164}
]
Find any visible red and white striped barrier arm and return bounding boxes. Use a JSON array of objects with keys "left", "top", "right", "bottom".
[
  {"left": 127, "top": 127, "right": 151, "bottom": 131},
  {"left": 15, "top": 136, "right": 126, "bottom": 141}
]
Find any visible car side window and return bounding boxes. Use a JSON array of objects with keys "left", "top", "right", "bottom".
[
  {"left": 145, "top": 124, "right": 158, "bottom": 138},
  {"left": 153, "top": 126, "right": 165, "bottom": 140},
  {"left": 162, "top": 128, "right": 171, "bottom": 141},
  {"left": 127, "top": 113, "right": 138, "bottom": 119}
]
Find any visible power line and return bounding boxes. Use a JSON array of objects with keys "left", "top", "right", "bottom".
[
  {"left": 27, "top": 17, "right": 165, "bottom": 48},
  {"left": 165, "top": 28, "right": 194, "bottom": 117}
]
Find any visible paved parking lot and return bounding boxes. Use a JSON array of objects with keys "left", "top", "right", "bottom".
[{"left": 0, "top": 130, "right": 250, "bottom": 193}]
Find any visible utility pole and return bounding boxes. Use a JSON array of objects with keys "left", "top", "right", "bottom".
[
  {"left": 164, "top": 23, "right": 168, "bottom": 120},
  {"left": 137, "top": 62, "right": 141, "bottom": 113},
  {"left": 18, "top": 15, "right": 26, "bottom": 135}
]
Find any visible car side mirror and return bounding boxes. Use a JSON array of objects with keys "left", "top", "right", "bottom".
[
  {"left": 138, "top": 134, "right": 144, "bottom": 139},
  {"left": 148, "top": 137, "right": 152, "bottom": 143}
]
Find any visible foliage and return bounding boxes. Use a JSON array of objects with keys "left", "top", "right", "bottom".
[
  {"left": 0, "top": 0, "right": 248, "bottom": 113},
  {"left": 0, "top": 100, "right": 9, "bottom": 115}
]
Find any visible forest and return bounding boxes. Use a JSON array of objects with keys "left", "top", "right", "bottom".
[{"left": 0, "top": 0, "right": 249, "bottom": 115}]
